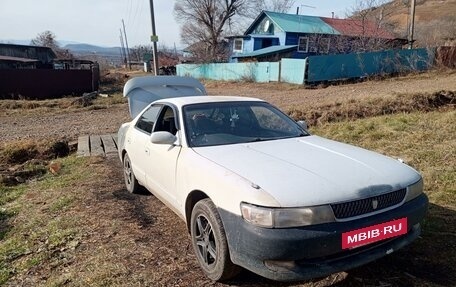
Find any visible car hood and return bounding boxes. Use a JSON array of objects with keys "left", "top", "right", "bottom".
[{"left": 193, "top": 136, "right": 420, "bottom": 207}]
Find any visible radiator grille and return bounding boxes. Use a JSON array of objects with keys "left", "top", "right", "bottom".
[{"left": 331, "top": 189, "right": 407, "bottom": 219}]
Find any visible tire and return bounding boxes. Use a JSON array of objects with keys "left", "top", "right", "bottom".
[
  {"left": 190, "top": 198, "right": 241, "bottom": 281},
  {"left": 123, "top": 153, "right": 140, "bottom": 194}
]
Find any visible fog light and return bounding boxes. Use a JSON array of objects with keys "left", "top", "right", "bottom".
[{"left": 264, "top": 260, "right": 296, "bottom": 271}]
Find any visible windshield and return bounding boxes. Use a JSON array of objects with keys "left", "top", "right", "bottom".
[{"left": 183, "top": 101, "right": 308, "bottom": 147}]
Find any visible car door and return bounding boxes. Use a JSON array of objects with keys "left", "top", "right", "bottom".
[
  {"left": 144, "top": 105, "right": 182, "bottom": 206},
  {"left": 127, "top": 104, "right": 162, "bottom": 185}
]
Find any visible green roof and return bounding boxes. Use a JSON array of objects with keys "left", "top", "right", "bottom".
[
  {"left": 232, "top": 45, "right": 297, "bottom": 58},
  {"left": 246, "top": 11, "right": 340, "bottom": 35}
]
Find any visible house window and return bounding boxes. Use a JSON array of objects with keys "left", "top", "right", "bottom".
[
  {"left": 233, "top": 39, "right": 243, "bottom": 52},
  {"left": 319, "top": 38, "right": 330, "bottom": 54},
  {"left": 298, "top": 37, "right": 309, "bottom": 53}
]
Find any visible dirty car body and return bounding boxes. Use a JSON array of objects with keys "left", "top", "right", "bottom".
[{"left": 118, "top": 76, "right": 428, "bottom": 282}]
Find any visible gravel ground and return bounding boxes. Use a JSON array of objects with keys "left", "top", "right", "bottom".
[
  {"left": 1, "top": 70, "right": 455, "bottom": 143},
  {"left": 1, "top": 104, "right": 130, "bottom": 142}
]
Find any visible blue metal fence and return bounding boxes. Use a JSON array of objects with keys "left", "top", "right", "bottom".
[
  {"left": 177, "top": 62, "right": 282, "bottom": 83},
  {"left": 176, "top": 48, "right": 433, "bottom": 85},
  {"left": 280, "top": 58, "right": 306, "bottom": 84},
  {"left": 306, "top": 48, "right": 434, "bottom": 83}
]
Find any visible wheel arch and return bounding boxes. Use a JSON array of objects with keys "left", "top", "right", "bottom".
[
  {"left": 121, "top": 149, "right": 127, "bottom": 163},
  {"left": 185, "top": 190, "right": 209, "bottom": 232}
]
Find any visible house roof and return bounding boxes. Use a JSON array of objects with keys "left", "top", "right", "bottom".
[
  {"left": 321, "top": 17, "right": 396, "bottom": 39},
  {"left": 263, "top": 11, "right": 338, "bottom": 34},
  {"left": 244, "top": 11, "right": 396, "bottom": 39},
  {"left": 232, "top": 45, "right": 297, "bottom": 59},
  {"left": 0, "top": 55, "right": 39, "bottom": 63}
]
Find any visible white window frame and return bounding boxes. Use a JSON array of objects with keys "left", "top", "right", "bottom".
[
  {"left": 297, "top": 37, "right": 309, "bottom": 53},
  {"left": 233, "top": 38, "right": 243, "bottom": 53}
]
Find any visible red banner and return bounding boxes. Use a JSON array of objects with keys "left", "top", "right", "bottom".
[{"left": 342, "top": 218, "right": 407, "bottom": 249}]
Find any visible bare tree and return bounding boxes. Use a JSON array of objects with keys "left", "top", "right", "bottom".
[
  {"left": 253, "top": 0, "right": 296, "bottom": 13},
  {"left": 130, "top": 45, "right": 154, "bottom": 62},
  {"left": 30, "top": 30, "right": 73, "bottom": 59},
  {"left": 174, "top": 0, "right": 256, "bottom": 62},
  {"left": 346, "top": 0, "right": 398, "bottom": 52}
]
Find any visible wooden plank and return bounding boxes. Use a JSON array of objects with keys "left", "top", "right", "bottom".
[
  {"left": 101, "top": 134, "right": 117, "bottom": 156},
  {"left": 90, "top": 135, "right": 105, "bottom": 157},
  {"left": 77, "top": 135, "right": 90, "bottom": 157},
  {"left": 111, "top": 133, "right": 118, "bottom": 148}
]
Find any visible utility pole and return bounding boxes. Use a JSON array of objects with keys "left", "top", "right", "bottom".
[
  {"left": 408, "top": 0, "right": 416, "bottom": 49},
  {"left": 149, "top": 0, "right": 159, "bottom": 75},
  {"left": 122, "top": 19, "right": 131, "bottom": 69},
  {"left": 119, "top": 29, "right": 127, "bottom": 68}
]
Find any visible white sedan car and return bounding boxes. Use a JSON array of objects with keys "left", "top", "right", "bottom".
[{"left": 118, "top": 76, "right": 428, "bottom": 282}]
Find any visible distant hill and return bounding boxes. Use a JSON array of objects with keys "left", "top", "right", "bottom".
[
  {"left": 62, "top": 43, "right": 123, "bottom": 65},
  {"left": 63, "top": 44, "right": 121, "bottom": 57},
  {"left": 365, "top": 0, "right": 456, "bottom": 46}
]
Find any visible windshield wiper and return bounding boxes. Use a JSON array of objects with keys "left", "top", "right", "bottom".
[{"left": 249, "top": 137, "right": 267, "bottom": 142}]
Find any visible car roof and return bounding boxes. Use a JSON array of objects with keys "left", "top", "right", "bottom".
[{"left": 155, "top": 95, "right": 264, "bottom": 107}]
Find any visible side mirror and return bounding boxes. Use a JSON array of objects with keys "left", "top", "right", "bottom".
[
  {"left": 151, "top": 131, "right": 178, "bottom": 145},
  {"left": 297, "top": 120, "right": 308, "bottom": 130}
]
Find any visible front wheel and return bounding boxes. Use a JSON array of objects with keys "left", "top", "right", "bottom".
[
  {"left": 123, "top": 153, "right": 140, "bottom": 194},
  {"left": 190, "top": 198, "right": 241, "bottom": 281}
]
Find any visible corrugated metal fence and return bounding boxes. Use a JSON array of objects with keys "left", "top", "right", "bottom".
[
  {"left": 0, "top": 67, "right": 99, "bottom": 99},
  {"left": 306, "top": 48, "right": 433, "bottom": 83},
  {"left": 177, "top": 48, "right": 434, "bottom": 85}
]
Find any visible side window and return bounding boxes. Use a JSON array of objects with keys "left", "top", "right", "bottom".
[
  {"left": 233, "top": 39, "right": 243, "bottom": 52},
  {"left": 135, "top": 105, "right": 162, "bottom": 134},
  {"left": 154, "top": 105, "right": 178, "bottom": 135}
]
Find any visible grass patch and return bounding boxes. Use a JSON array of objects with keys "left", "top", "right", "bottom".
[
  {"left": 0, "top": 156, "right": 95, "bottom": 284},
  {"left": 289, "top": 90, "right": 455, "bottom": 126},
  {"left": 312, "top": 110, "right": 456, "bottom": 203},
  {"left": 0, "top": 92, "right": 126, "bottom": 117},
  {"left": 49, "top": 195, "right": 76, "bottom": 212}
]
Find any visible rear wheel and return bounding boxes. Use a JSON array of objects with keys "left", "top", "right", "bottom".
[
  {"left": 123, "top": 153, "right": 140, "bottom": 194},
  {"left": 190, "top": 198, "right": 241, "bottom": 281}
]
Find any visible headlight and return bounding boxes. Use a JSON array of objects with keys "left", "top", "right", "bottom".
[
  {"left": 405, "top": 178, "right": 423, "bottom": 202},
  {"left": 240, "top": 203, "right": 335, "bottom": 228}
]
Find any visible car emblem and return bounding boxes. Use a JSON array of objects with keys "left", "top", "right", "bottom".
[{"left": 372, "top": 199, "right": 379, "bottom": 210}]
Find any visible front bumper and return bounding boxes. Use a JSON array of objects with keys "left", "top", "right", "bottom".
[{"left": 218, "top": 193, "right": 428, "bottom": 281}]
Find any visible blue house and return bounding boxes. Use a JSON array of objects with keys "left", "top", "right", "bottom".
[{"left": 227, "top": 11, "right": 404, "bottom": 62}]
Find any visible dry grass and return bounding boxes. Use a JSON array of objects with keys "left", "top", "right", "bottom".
[
  {"left": 0, "top": 139, "right": 71, "bottom": 188},
  {"left": 0, "top": 139, "right": 70, "bottom": 164},
  {"left": 0, "top": 93, "right": 126, "bottom": 117},
  {"left": 288, "top": 90, "right": 455, "bottom": 126}
]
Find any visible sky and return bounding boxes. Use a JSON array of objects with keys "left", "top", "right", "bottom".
[{"left": 0, "top": 0, "right": 359, "bottom": 48}]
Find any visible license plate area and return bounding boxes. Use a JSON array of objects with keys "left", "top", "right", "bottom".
[{"left": 342, "top": 218, "right": 407, "bottom": 250}]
